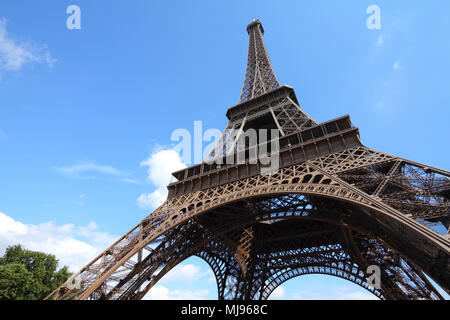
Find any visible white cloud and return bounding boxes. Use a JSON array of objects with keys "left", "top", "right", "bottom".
[
  {"left": 137, "top": 190, "right": 166, "bottom": 210},
  {"left": 207, "top": 274, "right": 216, "bottom": 284},
  {"left": 333, "top": 289, "right": 378, "bottom": 300},
  {"left": 0, "top": 17, "right": 55, "bottom": 72},
  {"left": 0, "top": 212, "right": 27, "bottom": 235},
  {"left": 143, "top": 285, "right": 210, "bottom": 300},
  {"left": 158, "top": 263, "right": 212, "bottom": 284},
  {"left": 269, "top": 285, "right": 286, "bottom": 299},
  {"left": 328, "top": 285, "right": 378, "bottom": 300},
  {"left": 290, "top": 285, "right": 379, "bottom": 300},
  {"left": 54, "top": 162, "right": 126, "bottom": 179},
  {"left": 0, "top": 211, "right": 117, "bottom": 272},
  {"left": 140, "top": 259, "right": 215, "bottom": 300},
  {"left": 137, "top": 149, "right": 187, "bottom": 210}
]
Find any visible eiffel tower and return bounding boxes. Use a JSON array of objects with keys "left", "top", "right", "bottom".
[{"left": 46, "top": 19, "right": 449, "bottom": 300}]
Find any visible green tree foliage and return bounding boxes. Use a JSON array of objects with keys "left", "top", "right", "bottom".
[{"left": 0, "top": 245, "right": 71, "bottom": 300}]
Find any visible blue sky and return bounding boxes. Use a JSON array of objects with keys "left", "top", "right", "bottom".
[{"left": 0, "top": 1, "right": 449, "bottom": 299}]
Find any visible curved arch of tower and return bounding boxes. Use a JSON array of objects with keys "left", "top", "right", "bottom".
[{"left": 46, "top": 19, "right": 449, "bottom": 300}]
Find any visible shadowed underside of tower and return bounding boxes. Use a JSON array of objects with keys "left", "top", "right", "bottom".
[{"left": 46, "top": 19, "right": 449, "bottom": 301}]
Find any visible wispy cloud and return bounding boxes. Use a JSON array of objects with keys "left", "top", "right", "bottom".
[
  {"left": 74, "top": 194, "right": 86, "bottom": 207},
  {"left": 370, "top": 62, "right": 404, "bottom": 114},
  {"left": 54, "top": 162, "right": 126, "bottom": 179},
  {"left": 368, "top": 33, "right": 386, "bottom": 62},
  {"left": 366, "top": 20, "right": 405, "bottom": 115},
  {"left": 120, "top": 178, "right": 142, "bottom": 185},
  {"left": 0, "top": 17, "right": 56, "bottom": 73}
]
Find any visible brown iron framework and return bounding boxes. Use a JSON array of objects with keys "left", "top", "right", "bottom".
[{"left": 46, "top": 19, "right": 449, "bottom": 300}]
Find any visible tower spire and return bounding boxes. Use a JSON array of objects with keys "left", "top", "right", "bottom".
[{"left": 239, "top": 19, "right": 280, "bottom": 103}]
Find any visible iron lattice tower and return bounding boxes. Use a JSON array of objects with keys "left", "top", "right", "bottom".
[{"left": 47, "top": 19, "right": 449, "bottom": 300}]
